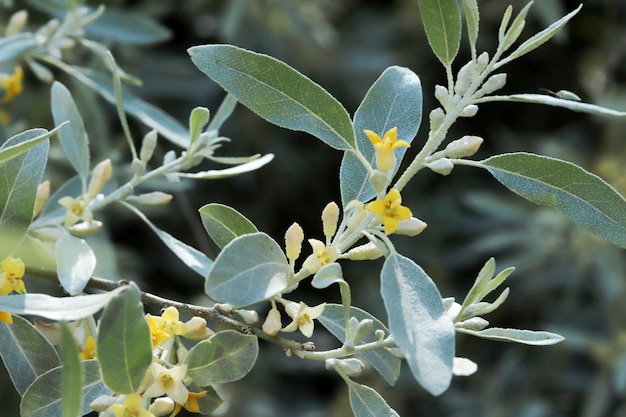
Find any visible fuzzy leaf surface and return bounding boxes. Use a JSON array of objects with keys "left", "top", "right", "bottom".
[
  {"left": 459, "top": 327, "right": 564, "bottom": 345},
  {"left": 418, "top": 0, "right": 462, "bottom": 66},
  {"left": 199, "top": 203, "right": 258, "bottom": 249},
  {"left": 55, "top": 233, "right": 97, "bottom": 296},
  {"left": 346, "top": 379, "right": 400, "bottom": 417},
  {"left": 59, "top": 322, "right": 82, "bottom": 417}
]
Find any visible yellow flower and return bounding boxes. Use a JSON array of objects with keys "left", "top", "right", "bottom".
[
  {"left": 282, "top": 301, "right": 326, "bottom": 338},
  {"left": 0, "top": 256, "right": 26, "bottom": 294},
  {"left": 366, "top": 188, "right": 412, "bottom": 235},
  {"left": 143, "top": 362, "right": 189, "bottom": 405},
  {"left": 364, "top": 127, "right": 410, "bottom": 172},
  {"left": 80, "top": 336, "right": 97, "bottom": 360},
  {"left": 169, "top": 391, "right": 208, "bottom": 416},
  {"left": 108, "top": 393, "right": 154, "bottom": 417},
  {"left": 58, "top": 196, "right": 93, "bottom": 227},
  {"left": 301, "top": 239, "right": 340, "bottom": 274},
  {"left": 0, "top": 67, "right": 24, "bottom": 102},
  {"left": 0, "top": 311, "right": 13, "bottom": 325},
  {"left": 146, "top": 307, "right": 187, "bottom": 336}
]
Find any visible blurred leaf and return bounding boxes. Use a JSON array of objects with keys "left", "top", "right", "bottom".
[
  {"left": 381, "top": 253, "right": 454, "bottom": 395},
  {"left": 124, "top": 203, "right": 212, "bottom": 277},
  {"left": 96, "top": 283, "right": 151, "bottom": 394},
  {"left": 492, "top": 94, "right": 626, "bottom": 116},
  {"left": 20, "top": 360, "right": 111, "bottom": 417},
  {"left": 417, "top": 0, "right": 462, "bottom": 66},
  {"left": 318, "top": 304, "right": 401, "bottom": 385},
  {"left": 195, "top": 385, "right": 224, "bottom": 414},
  {"left": 345, "top": 378, "right": 400, "bottom": 417},
  {"left": 51, "top": 82, "right": 90, "bottom": 185},
  {"left": 189, "top": 107, "right": 210, "bottom": 149},
  {"left": 0, "top": 126, "right": 60, "bottom": 167},
  {"left": 481, "top": 152, "right": 626, "bottom": 248},
  {"left": 24, "top": 0, "right": 171, "bottom": 45},
  {"left": 205, "top": 232, "right": 289, "bottom": 308},
  {"left": 59, "top": 322, "right": 82, "bottom": 417},
  {"left": 461, "top": 0, "right": 480, "bottom": 55},
  {"left": 188, "top": 44, "right": 356, "bottom": 151},
  {"left": 0, "top": 315, "right": 60, "bottom": 395},
  {"left": 458, "top": 327, "right": 564, "bottom": 345},
  {"left": 207, "top": 93, "right": 238, "bottom": 131},
  {"left": 342, "top": 66, "right": 422, "bottom": 206},
  {"left": 176, "top": 153, "right": 274, "bottom": 179},
  {"left": 55, "top": 232, "right": 97, "bottom": 296},
  {"left": 0, "top": 287, "right": 126, "bottom": 321},
  {"left": 0, "top": 130, "right": 49, "bottom": 259},
  {"left": 199, "top": 203, "right": 258, "bottom": 250},
  {"left": 0, "top": 33, "right": 39, "bottom": 63},
  {"left": 185, "top": 330, "right": 258, "bottom": 385}
]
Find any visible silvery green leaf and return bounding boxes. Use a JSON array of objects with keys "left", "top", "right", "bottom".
[
  {"left": 381, "top": 253, "right": 455, "bottom": 394},
  {"left": 0, "top": 126, "right": 61, "bottom": 167},
  {"left": 490, "top": 93, "right": 626, "bottom": 116},
  {"left": 0, "top": 33, "right": 38, "bottom": 63},
  {"left": 311, "top": 263, "right": 345, "bottom": 289},
  {"left": 59, "top": 321, "right": 82, "bottom": 417},
  {"left": 55, "top": 232, "right": 97, "bottom": 296},
  {"left": 207, "top": 93, "right": 238, "bottom": 131},
  {"left": 458, "top": 327, "right": 564, "bottom": 345},
  {"left": 189, "top": 106, "right": 210, "bottom": 148},
  {"left": 461, "top": 0, "right": 480, "bottom": 57},
  {"left": 199, "top": 203, "right": 258, "bottom": 250},
  {"left": 345, "top": 379, "right": 400, "bottom": 417},
  {"left": 499, "top": 2, "right": 532, "bottom": 53},
  {"left": 176, "top": 153, "right": 274, "bottom": 179}
]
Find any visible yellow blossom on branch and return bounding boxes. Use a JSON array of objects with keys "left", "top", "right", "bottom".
[
  {"left": 80, "top": 336, "right": 97, "bottom": 360},
  {"left": 0, "top": 67, "right": 24, "bottom": 102},
  {"left": 364, "top": 127, "right": 410, "bottom": 172},
  {"left": 282, "top": 301, "right": 326, "bottom": 338},
  {"left": 58, "top": 196, "right": 93, "bottom": 227},
  {"left": 109, "top": 393, "right": 154, "bottom": 417},
  {"left": 301, "top": 239, "right": 340, "bottom": 274},
  {"left": 0, "top": 312, "right": 13, "bottom": 324},
  {"left": 0, "top": 256, "right": 26, "bottom": 294},
  {"left": 143, "top": 362, "right": 189, "bottom": 405},
  {"left": 366, "top": 188, "right": 412, "bottom": 235}
]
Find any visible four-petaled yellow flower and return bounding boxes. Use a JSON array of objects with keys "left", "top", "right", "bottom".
[
  {"left": 0, "top": 66, "right": 24, "bottom": 102},
  {"left": 364, "top": 127, "right": 410, "bottom": 172},
  {"left": 282, "top": 301, "right": 326, "bottom": 338},
  {"left": 0, "top": 256, "right": 26, "bottom": 294},
  {"left": 0, "top": 311, "right": 13, "bottom": 324},
  {"left": 80, "top": 336, "right": 97, "bottom": 360},
  {"left": 58, "top": 196, "right": 93, "bottom": 227},
  {"left": 301, "top": 239, "right": 340, "bottom": 274},
  {"left": 366, "top": 188, "right": 412, "bottom": 235},
  {"left": 108, "top": 393, "right": 155, "bottom": 417},
  {"left": 171, "top": 391, "right": 209, "bottom": 416},
  {"left": 143, "top": 362, "right": 189, "bottom": 405}
]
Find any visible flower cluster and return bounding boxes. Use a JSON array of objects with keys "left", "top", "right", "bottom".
[{"left": 0, "top": 256, "right": 26, "bottom": 324}]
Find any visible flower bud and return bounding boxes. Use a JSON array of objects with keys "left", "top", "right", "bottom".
[
  {"left": 6, "top": 10, "right": 28, "bottom": 36},
  {"left": 346, "top": 242, "right": 384, "bottom": 261},
  {"left": 478, "top": 73, "right": 507, "bottom": 96},
  {"left": 455, "top": 317, "right": 489, "bottom": 331},
  {"left": 429, "top": 107, "right": 446, "bottom": 131},
  {"left": 163, "top": 150, "right": 176, "bottom": 165},
  {"left": 235, "top": 309, "right": 259, "bottom": 324},
  {"left": 33, "top": 180, "right": 50, "bottom": 218},
  {"left": 459, "top": 104, "right": 478, "bottom": 117},
  {"left": 183, "top": 316, "right": 213, "bottom": 340},
  {"left": 326, "top": 358, "right": 365, "bottom": 377},
  {"left": 434, "top": 85, "right": 449, "bottom": 109},
  {"left": 130, "top": 158, "right": 145, "bottom": 176},
  {"left": 67, "top": 220, "right": 103, "bottom": 237},
  {"left": 262, "top": 306, "right": 282, "bottom": 336},
  {"left": 453, "top": 357, "right": 478, "bottom": 376},
  {"left": 128, "top": 191, "right": 173, "bottom": 206},
  {"left": 87, "top": 159, "right": 112, "bottom": 198},
  {"left": 285, "top": 222, "right": 304, "bottom": 263},
  {"left": 148, "top": 397, "right": 175, "bottom": 416},
  {"left": 475, "top": 52, "right": 490, "bottom": 73},
  {"left": 165, "top": 173, "right": 180, "bottom": 184},
  {"left": 395, "top": 217, "right": 427, "bottom": 236},
  {"left": 445, "top": 135, "right": 483, "bottom": 158},
  {"left": 321, "top": 202, "right": 339, "bottom": 240},
  {"left": 454, "top": 60, "right": 475, "bottom": 96},
  {"left": 427, "top": 158, "right": 454, "bottom": 175},
  {"left": 369, "top": 170, "right": 390, "bottom": 194},
  {"left": 90, "top": 394, "right": 119, "bottom": 412},
  {"left": 353, "top": 318, "right": 374, "bottom": 344},
  {"left": 140, "top": 129, "right": 158, "bottom": 163}
]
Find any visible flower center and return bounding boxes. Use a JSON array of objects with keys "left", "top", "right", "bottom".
[{"left": 159, "top": 373, "right": 175, "bottom": 390}]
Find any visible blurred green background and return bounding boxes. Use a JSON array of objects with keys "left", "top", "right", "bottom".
[{"left": 2, "top": 0, "right": 626, "bottom": 416}]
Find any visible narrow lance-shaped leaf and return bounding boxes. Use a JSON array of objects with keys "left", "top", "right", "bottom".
[
  {"left": 345, "top": 379, "right": 400, "bottom": 417},
  {"left": 51, "top": 82, "right": 90, "bottom": 186},
  {"left": 481, "top": 152, "right": 626, "bottom": 249},
  {"left": 461, "top": 0, "right": 480, "bottom": 57},
  {"left": 0, "top": 315, "right": 61, "bottom": 395},
  {"left": 176, "top": 153, "right": 274, "bottom": 180},
  {"left": 458, "top": 327, "right": 564, "bottom": 345},
  {"left": 487, "top": 94, "right": 626, "bottom": 117},
  {"left": 59, "top": 321, "right": 82, "bottom": 417},
  {"left": 199, "top": 203, "right": 258, "bottom": 250},
  {"left": 341, "top": 66, "right": 422, "bottom": 206},
  {"left": 96, "top": 282, "right": 152, "bottom": 393},
  {"left": 185, "top": 330, "right": 258, "bottom": 385},
  {"left": 188, "top": 44, "right": 356, "bottom": 151},
  {"left": 417, "top": 0, "right": 462, "bottom": 66},
  {"left": 0, "top": 130, "right": 49, "bottom": 259},
  {"left": 381, "top": 253, "right": 455, "bottom": 395}
]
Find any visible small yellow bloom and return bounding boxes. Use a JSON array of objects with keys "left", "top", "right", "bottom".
[
  {"left": 58, "top": 196, "right": 93, "bottom": 227},
  {"left": 366, "top": 188, "right": 412, "bottom": 235},
  {"left": 282, "top": 301, "right": 326, "bottom": 338},
  {"left": 364, "top": 127, "right": 410, "bottom": 172},
  {"left": 147, "top": 307, "right": 187, "bottom": 336},
  {"left": 0, "top": 256, "right": 26, "bottom": 294},
  {"left": 108, "top": 393, "right": 155, "bottom": 417},
  {"left": 80, "top": 336, "right": 97, "bottom": 360},
  {"left": 301, "top": 239, "right": 340, "bottom": 274},
  {"left": 0, "top": 67, "right": 24, "bottom": 102},
  {"left": 0, "top": 311, "right": 13, "bottom": 325},
  {"left": 143, "top": 362, "right": 189, "bottom": 405}
]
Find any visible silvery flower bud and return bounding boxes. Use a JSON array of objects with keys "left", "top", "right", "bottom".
[
  {"left": 445, "top": 135, "right": 483, "bottom": 158},
  {"left": 395, "top": 217, "right": 427, "bottom": 236},
  {"left": 87, "top": 159, "right": 112, "bottom": 198},
  {"left": 427, "top": 158, "right": 454, "bottom": 176},
  {"left": 326, "top": 358, "right": 365, "bottom": 377},
  {"left": 128, "top": 191, "right": 173, "bottom": 206},
  {"left": 285, "top": 222, "right": 304, "bottom": 263},
  {"left": 476, "top": 52, "right": 490, "bottom": 73},
  {"left": 478, "top": 73, "right": 507, "bottom": 96},
  {"left": 346, "top": 242, "right": 384, "bottom": 261},
  {"left": 67, "top": 220, "right": 103, "bottom": 237},
  {"left": 148, "top": 397, "right": 175, "bottom": 416},
  {"left": 460, "top": 104, "right": 479, "bottom": 117},
  {"left": 354, "top": 319, "right": 374, "bottom": 344},
  {"left": 321, "top": 202, "right": 340, "bottom": 240},
  {"left": 434, "top": 85, "right": 449, "bottom": 109},
  {"left": 454, "top": 60, "right": 475, "bottom": 95},
  {"left": 236, "top": 309, "right": 259, "bottom": 324},
  {"left": 130, "top": 158, "right": 145, "bottom": 176},
  {"left": 6, "top": 10, "right": 28, "bottom": 36},
  {"left": 455, "top": 317, "right": 489, "bottom": 331},
  {"left": 429, "top": 107, "right": 446, "bottom": 131},
  {"left": 140, "top": 129, "right": 158, "bottom": 163},
  {"left": 262, "top": 306, "right": 282, "bottom": 336}
]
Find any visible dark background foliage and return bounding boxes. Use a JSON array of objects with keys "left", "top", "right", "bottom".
[{"left": 2, "top": 0, "right": 626, "bottom": 416}]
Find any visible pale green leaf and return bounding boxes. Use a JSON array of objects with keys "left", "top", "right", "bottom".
[
  {"left": 0, "top": 315, "right": 60, "bottom": 395},
  {"left": 381, "top": 253, "right": 454, "bottom": 395},
  {"left": 199, "top": 203, "right": 258, "bottom": 250},
  {"left": 124, "top": 203, "right": 212, "bottom": 277},
  {"left": 311, "top": 263, "right": 345, "bottom": 289},
  {"left": 0, "top": 33, "right": 39, "bottom": 63},
  {"left": 341, "top": 66, "right": 422, "bottom": 206},
  {"left": 177, "top": 153, "right": 274, "bottom": 179},
  {"left": 491, "top": 93, "right": 626, "bottom": 117},
  {"left": 20, "top": 360, "right": 111, "bottom": 417},
  {"left": 189, "top": 107, "right": 210, "bottom": 148},
  {"left": 499, "top": 2, "right": 532, "bottom": 53},
  {"left": 207, "top": 93, "right": 238, "bottom": 131},
  {"left": 417, "top": 0, "right": 462, "bottom": 66},
  {"left": 185, "top": 330, "right": 258, "bottom": 385},
  {"left": 481, "top": 152, "right": 626, "bottom": 248},
  {"left": 205, "top": 232, "right": 289, "bottom": 308},
  {"left": 55, "top": 232, "right": 97, "bottom": 296},
  {"left": 0, "top": 126, "right": 61, "bottom": 167},
  {"left": 318, "top": 304, "right": 401, "bottom": 385},
  {"left": 59, "top": 322, "right": 82, "bottom": 417},
  {"left": 51, "top": 82, "right": 90, "bottom": 185},
  {"left": 458, "top": 327, "right": 564, "bottom": 345},
  {"left": 96, "top": 283, "right": 152, "bottom": 393},
  {"left": 461, "top": 0, "right": 480, "bottom": 56},
  {"left": 0, "top": 286, "right": 126, "bottom": 321},
  {"left": 188, "top": 44, "right": 356, "bottom": 151},
  {"left": 0, "top": 130, "right": 49, "bottom": 259},
  {"left": 346, "top": 379, "right": 400, "bottom": 417}
]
